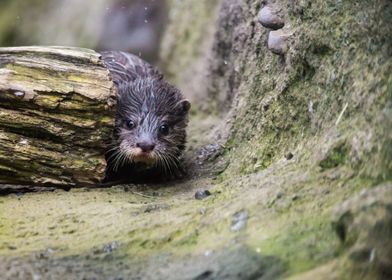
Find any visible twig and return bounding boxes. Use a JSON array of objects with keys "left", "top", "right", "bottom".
[
  {"left": 131, "top": 191, "right": 156, "bottom": 199},
  {"left": 335, "top": 102, "right": 348, "bottom": 126}
]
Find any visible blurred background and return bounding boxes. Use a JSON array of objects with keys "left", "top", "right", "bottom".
[{"left": 0, "top": 0, "right": 167, "bottom": 63}]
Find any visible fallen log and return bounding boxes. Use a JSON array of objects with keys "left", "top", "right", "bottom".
[{"left": 0, "top": 46, "right": 116, "bottom": 190}]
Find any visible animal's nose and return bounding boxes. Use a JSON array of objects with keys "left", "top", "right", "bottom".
[{"left": 136, "top": 141, "right": 155, "bottom": 153}]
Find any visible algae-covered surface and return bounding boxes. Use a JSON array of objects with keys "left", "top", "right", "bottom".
[
  {"left": 0, "top": 152, "right": 351, "bottom": 279},
  {"left": 0, "top": 121, "right": 389, "bottom": 279},
  {"left": 1, "top": 0, "right": 392, "bottom": 279}
]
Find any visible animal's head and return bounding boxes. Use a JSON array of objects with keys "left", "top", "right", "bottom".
[{"left": 110, "top": 77, "right": 190, "bottom": 173}]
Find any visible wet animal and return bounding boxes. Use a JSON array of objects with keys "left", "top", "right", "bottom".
[{"left": 101, "top": 51, "right": 190, "bottom": 183}]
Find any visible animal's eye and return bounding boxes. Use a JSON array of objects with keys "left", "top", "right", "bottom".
[
  {"left": 159, "top": 124, "right": 169, "bottom": 135},
  {"left": 127, "top": 120, "right": 136, "bottom": 130}
]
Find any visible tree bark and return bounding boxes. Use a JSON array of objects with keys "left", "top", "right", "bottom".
[{"left": 0, "top": 46, "right": 115, "bottom": 190}]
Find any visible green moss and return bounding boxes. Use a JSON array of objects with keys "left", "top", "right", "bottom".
[
  {"left": 319, "top": 142, "right": 350, "bottom": 170},
  {"left": 258, "top": 215, "right": 338, "bottom": 276}
]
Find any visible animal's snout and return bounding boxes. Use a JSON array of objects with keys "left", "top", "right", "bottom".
[{"left": 136, "top": 141, "right": 155, "bottom": 153}]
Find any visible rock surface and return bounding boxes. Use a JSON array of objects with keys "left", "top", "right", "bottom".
[{"left": 332, "top": 183, "right": 392, "bottom": 278}]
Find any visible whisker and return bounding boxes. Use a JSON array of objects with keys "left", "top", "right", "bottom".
[
  {"left": 114, "top": 151, "right": 126, "bottom": 172},
  {"left": 106, "top": 149, "right": 121, "bottom": 162},
  {"left": 156, "top": 151, "right": 169, "bottom": 175},
  {"left": 106, "top": 145, "right": 120, "bottom": 153},
  {"left": 162, "top": 154, "right": 174, "bottom": 176}
]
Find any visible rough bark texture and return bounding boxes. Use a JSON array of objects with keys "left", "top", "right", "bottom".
[{"left": 0, "top": 46, "right": 115, "bottom": 189}]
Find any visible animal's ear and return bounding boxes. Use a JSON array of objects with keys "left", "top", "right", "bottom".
[
  {"left": 181, "top": 99, "right": 191, "bottom": 113},
  {"left": 176, "top": 99, "right": 191, "bottom": 115}
]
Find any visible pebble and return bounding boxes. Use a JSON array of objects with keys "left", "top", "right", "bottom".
[
  {"left": 258, "top": 6, "right": 284, "bottom": 30},
  {"left": 195, "top": 190, "right": 211, "bottom": 200},
  {"left": 292, "top": 194, "right": 300, "bottom": 201},
  {"left": 268, "top": 29, "right": 291, "bottom": 55},
  {"left": 285, "top": 152, "right": 294, "bottom": 160}
]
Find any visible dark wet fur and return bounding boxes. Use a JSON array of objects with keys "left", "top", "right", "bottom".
[{"left": 100, "top": 51, "right": 190, "bottom": 184}]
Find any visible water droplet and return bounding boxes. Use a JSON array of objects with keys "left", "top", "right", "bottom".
[
  {"left": 224, "top": 60, "right": 228, "bottom": 65},
  {"left": 144, "top": 19, "right": 148, "bottom": 23}
]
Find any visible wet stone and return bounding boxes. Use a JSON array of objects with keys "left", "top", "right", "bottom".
[
  {"left": 268, "top": 29, "right": 291, "bottom": 55},
  {"left": 231, "top": 209, "right": 249, "bottom": 231},
  {"left": 258, "top": 6, "right": 284, "bottom": 30},
  {"left": 285, "top": 152, "right": 294, "bottom": 160},
  {"left": 195, "top": 190, "right": 211, "bottom": 200}
]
